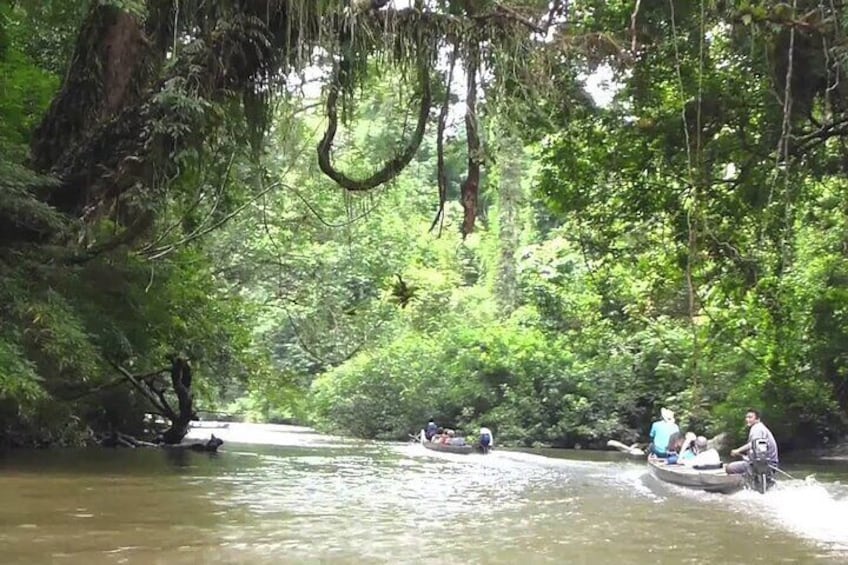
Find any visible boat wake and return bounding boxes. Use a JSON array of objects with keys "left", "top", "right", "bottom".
[
  {"left": 730, "top": 477, "right": 848, "bottom": 552},
  {"left": 591, "top": 458, "right": 848, "bottom": 557},
  {"left": 396, "top": 442, "right": 611, "bottom": 472},
  {"left": 490, "top": 449, "right": 609, "bottom": 470},
  {"left": 639, "top": 467, "right": 848, "bottom": 555}
]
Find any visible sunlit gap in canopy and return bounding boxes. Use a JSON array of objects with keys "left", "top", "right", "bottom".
[
  {"left": 161, "top": 0, "right": 621, "bottom": 114},
  {"left": 276, "top": 0, "right": 623, "bottom": 144}
]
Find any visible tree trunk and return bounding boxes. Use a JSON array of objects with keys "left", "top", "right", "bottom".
[
  {"left": 30, "top": 4, "right": 156, "bottom": 174},
  {"left": 160, "top": 357, "right": 194, "bottom": 444},
  {"left": 460, "top": 40, "right": 482, "bottom": 237}
]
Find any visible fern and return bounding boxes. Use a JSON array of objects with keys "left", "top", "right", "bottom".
[
  {"left": 0, "top": 333, "right": 44, "bottom": 402},
  {"left": 0, "top": 159, "right": 67, "bottom": 237},
  {"left": 17, "top": 289, "right": 101, "bottom": 383}
]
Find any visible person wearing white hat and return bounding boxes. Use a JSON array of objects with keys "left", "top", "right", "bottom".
[
  {"left": 648, "top": 407, "right": 680, "bottom": 458},
  {"left": 479, "top": 426, "right": 494, "bottom": 453}
]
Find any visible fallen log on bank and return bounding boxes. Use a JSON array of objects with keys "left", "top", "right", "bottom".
[
  {"left": 161, "top": 434, "right": 224, "bottom": 452},
  {"left": 100, "top": 431, "right": 159, "bottom": 448},
  {"left": 100, "top": 431, "right": 224, "bottom": 452},
  {"left": 607, "top": 439, "right": 646, "bottom": 456}
]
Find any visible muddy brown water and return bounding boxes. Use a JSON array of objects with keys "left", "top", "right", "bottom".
[{"left": 1, "top": 423, "right": 846, "bottom": 564}]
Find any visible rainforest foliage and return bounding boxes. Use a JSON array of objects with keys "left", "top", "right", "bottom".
[{"left": 1, "top": 0, "right": 848, "bottom": 449}]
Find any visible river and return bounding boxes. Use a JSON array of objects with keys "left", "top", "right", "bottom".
[{"left": 0, "top": 423, "right": 846, "bottom": 564}]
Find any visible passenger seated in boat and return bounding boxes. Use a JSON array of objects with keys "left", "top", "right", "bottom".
[
  {"left": 649, "top": 407, "right": 680, "bottom": 458},
  {"left": 430, "top": 427, "right": 444, "bottom": 443},
  {"left": 679, "top": 432, "right": 697, "bottom": 461},
  {"left": 448, "top": 435, "right": 467, "bottom": 446},
  {"left": 425, "top": 418, "right": 438, "bottom": 441},
  {"left": 438, "top": 430, "right": 466, "bottom": 446},
  {"left": 681, "top": 436, "right": 721, "bottom": 467},
  {"left": 664, "top": 431, "right": 685, "bottom": 464}
]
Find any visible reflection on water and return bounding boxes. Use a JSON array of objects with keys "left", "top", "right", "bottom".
[{"left": 0, "top": 423, "right": 846, "bottom": 564}]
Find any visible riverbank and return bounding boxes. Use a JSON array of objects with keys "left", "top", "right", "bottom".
[
  {"left": 785, "top": 442, "right": 848, "bottom": 462},
  {"left": 7, "top": 416, "right": 848, "bottom": 464}
]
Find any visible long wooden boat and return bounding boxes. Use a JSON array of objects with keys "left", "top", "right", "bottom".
[
  {"left": 422, "top": 440, "right": 474, "bottom": 455},
  {"left": 647, "top": 457, "right": 745, "bottom": 494}
]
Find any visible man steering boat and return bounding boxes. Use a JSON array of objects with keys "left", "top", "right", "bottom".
[{"left": 726, "top": 409, "right": 779, "bottom": 492}]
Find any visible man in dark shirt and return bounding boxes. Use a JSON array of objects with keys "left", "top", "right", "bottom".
[{"left": 726, "top": 409, "right": 779, "bottom": 474}]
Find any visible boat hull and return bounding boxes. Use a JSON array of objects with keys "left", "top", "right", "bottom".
[
  {"left": 647, "top": 457, "right": 745, "bottom": 494},
  {"left": 422, "top": 441, "right": 474, "bottom": 455}
]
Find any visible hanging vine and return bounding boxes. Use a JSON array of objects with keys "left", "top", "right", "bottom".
[
  {"left": 316, "top": 59, "right": 432, "bottom": 191},
  {"left": 777, "top": 0, "right": 798, "bottom": 272},
  {"left": 316, "top": 6, "right": 435, "bottom": 193},
  {"left": 668, "top": 0, "right": 707, "bottom": 412},
  {"left": 429, "top": 45, "right": 458, "bottom": 235}
]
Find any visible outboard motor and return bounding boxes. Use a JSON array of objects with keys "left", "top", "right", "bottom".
[{"left": 748, "top": 438, "right": 773, "bottom": 494}]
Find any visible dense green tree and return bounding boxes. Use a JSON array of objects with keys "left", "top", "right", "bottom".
[
  {"left": 3, "top": 0, "right": 848, "bottom": 450},
  {"left": 0, "top": 0, "right": 591, "bottom": 445}
]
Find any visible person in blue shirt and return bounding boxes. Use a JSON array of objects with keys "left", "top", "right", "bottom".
[
  {"left": 649, "top": 407, "right": 680, "bottom": 458},
  {"left": 425, "top": 418, "right": 438, "bottom": 441},
  {"left": 479, "top": 426, "right": 493, "bottom": 452}
]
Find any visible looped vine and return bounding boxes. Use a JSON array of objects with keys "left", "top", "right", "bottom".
[
  {"left": 316, "top": 53, "right": 432, "bottom": 192},
  {"left": 429, "top": 44, "right": 458, "bottom": 235}
]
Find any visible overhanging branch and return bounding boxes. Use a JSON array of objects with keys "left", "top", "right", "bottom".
[{"left": 109, "top": 361, "right": 177, "bottom": 421}]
